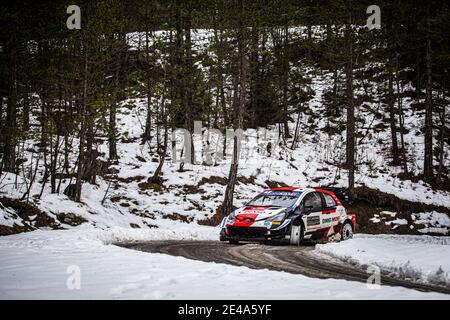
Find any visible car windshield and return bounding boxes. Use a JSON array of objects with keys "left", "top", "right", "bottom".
[{"left": 246, "top": 192, "right": 301, "bottom": 208}]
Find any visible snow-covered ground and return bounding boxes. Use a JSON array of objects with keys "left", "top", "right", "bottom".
[
  {"left": 316, "top": 234, "right": 450, "bottom": 287},
  {"left": 0, "top": 228, "right": 448, "bottom": 300}
]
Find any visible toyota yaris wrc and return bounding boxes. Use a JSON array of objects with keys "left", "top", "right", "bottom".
[{"left": 219, "top": 187, "right": 356, "bottom": 245}]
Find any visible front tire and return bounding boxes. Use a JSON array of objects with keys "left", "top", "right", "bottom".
[
  {"left": 290, "top": 223, "right": 303, "bottom": 245},
  {"left": 341, "top": 222, "right": 353, "bottom": 241}
]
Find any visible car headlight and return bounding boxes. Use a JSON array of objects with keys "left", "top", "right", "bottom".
[
  {"left": 227, "top": 211, "right": 236, "bottom": 221},
  {"left": 267, "top": 212, "right": 286, "bottom": 222}
]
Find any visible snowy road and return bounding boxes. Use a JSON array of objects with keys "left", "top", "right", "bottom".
[
  {"left": 118, "top": 240, "right": 450, "bottom": 294},
  {"left": 1, "top": 229, "right": 449, "bottom": 299}
]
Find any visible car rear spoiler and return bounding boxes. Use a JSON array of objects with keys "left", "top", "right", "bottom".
[{"left": 316, "top": 187, "right": 354, "bottom": 205}]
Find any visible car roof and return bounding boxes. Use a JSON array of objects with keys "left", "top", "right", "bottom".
[
  {"left": 265, "top": 187, "right": 338, "bottom": 195},
  {"left": 261, "top": 187, "right": 342, "bottom": 205},
  {"left": 264, "top": 187, "right": 314, "bottom": 193}
]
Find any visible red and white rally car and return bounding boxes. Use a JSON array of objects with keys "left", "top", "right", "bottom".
[{"left": 220, "top": 187, "right": 356, "bottom": 245}]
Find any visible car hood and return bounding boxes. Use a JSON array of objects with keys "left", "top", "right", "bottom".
[{"left": 234, "top": 206, "right": 287, "bottom": 221}]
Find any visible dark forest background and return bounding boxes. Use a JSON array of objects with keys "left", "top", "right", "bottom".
[{"left": 0, "top": 0, "right": 449, "bottom": 214}]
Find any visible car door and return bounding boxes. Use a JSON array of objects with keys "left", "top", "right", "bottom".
[
  {"left": 321, "top": 192, "right": 340, "bottom": 229},
  {"left": 302, "top": 192, "right": 324, "bottom": 233}
]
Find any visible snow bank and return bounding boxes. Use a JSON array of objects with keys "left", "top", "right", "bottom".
[
  {"left": 0, "top": 229, "right": 448, "bottom": 299},
  {"left": 0, "top": 203, "right": 22, "bottom": 227},
  {"left": 367, "top": 211, "right": 450, "bottom": 235},
  {"left": 315, "top": 234, "right": 450, "bottom": 287},
  {"left": 413, "top": 212, "right": 450, "bottom": 235}
]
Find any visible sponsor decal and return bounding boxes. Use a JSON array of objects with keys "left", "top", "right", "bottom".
[
  {"left": 260, "top": 191, "right": 302, "bottom": 197},
  {"left": 243, "top": 207, "right": 268, "bottom": 215},
  {"left": 332, "top": 216, "right": 340, "bottom": 222},
  {"left": 322, "top": 218, "right": 332, "bottom": 224},
  {"left": 243, "top": 211, "right": 260, "bottom": 215},
  {"left": 307, "top": 216, "right": 320, "bottom": 226}
]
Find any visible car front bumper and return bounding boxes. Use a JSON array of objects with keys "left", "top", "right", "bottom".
[{"left": 220, "top": 222, "right": 292, "bottom": 243}]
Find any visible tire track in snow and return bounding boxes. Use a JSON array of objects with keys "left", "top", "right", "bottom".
[{"left": 116, "top": 240, "right": 450, "bottom": 295}]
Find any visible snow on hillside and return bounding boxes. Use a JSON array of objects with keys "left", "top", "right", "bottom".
[
  {"left": 1, "top": 79, "right": 449, "bottom": 233},
  {"left": 1, "top": 29, "right": 449, "bottom": 234},
  {"left": 0, "top": 228, "right": 447, "bottom": 299},
  {"left": 315, "top": 234, "right": 450, "bottom": 287}
]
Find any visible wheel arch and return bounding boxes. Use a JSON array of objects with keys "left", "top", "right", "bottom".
[
  {"left": 346, "top": 212, "right": 357, "bottom": 230},
  {"left": 291, "top": 215, "right": 306, "bottom": 233}
]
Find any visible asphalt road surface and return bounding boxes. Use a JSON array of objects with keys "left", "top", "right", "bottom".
[{"left": 117, "top": 240, "right": 450, "bottom": 294}]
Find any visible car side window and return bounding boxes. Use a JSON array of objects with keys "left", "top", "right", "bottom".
[
  {"left": 323, "top": 193, "right": 336, "bottom": 208},
  {"left": 303, "top": 192, "right": 323, "bottom": 211}
]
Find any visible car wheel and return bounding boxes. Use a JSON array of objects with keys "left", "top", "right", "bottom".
[
  {"left": 341, "top": 222, "right": 353, "bottom": 241},
  {"left": 290, "top": 223, "right": 303, "bottom": 245}
]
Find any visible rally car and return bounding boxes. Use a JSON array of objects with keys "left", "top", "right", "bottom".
[{"left": 219, "top": 187, "right": 356, "bottom": 245}]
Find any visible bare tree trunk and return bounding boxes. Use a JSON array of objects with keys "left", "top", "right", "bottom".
[
  {"left": 345, "top": 25, "right": 355, "bottom": 191},
  {"left": 222, "top": 0, "right": 246, "bottom": 215},
  {"left": 184, "top": 14, "right": 195, "bottom": 165},
  {"left": 0, "top": 96, "right": 3, "bottom": 129},
  {"left": 151, "top": 62, "right": 168, "bottom": 182},
  {"left": 395, "top": 57, "right": 408, "bottom": 174},
  {"left": 423, "top": 8, "right": 433, "bottom": 181},
  {"left": 64, "top": 97, "right": 72, "bottom": 175},
  {"left": 21, "top": 154, "right": 40, "bottom": 202},
  {"left": 282, "top": 20, "right": 290, "bottom": 138},
  {"left": 142, "top": 21, "right": 152, "bottom": 145},
  {"left": 222, "top": 76, "right": 240, "bottom": 215},
  {"left": 109, "top": 98, "right": 118, "bottom": 160},
  {"left": 74, "top": 43, "right": 89, "bottom": 202},
  {"left": 437, "top": 88, "right": 446, "bottom": 182},
  {"left": 50, "top": 133, "right": 60, "bottom": 193},
  {"left": 291, "top": 107, "right": 302, "bottom": 150},
  {"left": 3, "top": 21, "right": 18, "bottom": 173},
  {"left": 108, "top": 33, "right": 122, "bottom": 160},
  {"left": 388, "top": 61, "right": 399, "bottom": 165},
  {"left": 39, "top": 137, "right": 48, "bottom": 199}
]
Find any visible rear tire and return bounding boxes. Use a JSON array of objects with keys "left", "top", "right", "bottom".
[{"left": 341, "top": 222, "right": 353, "bottom": 241}]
